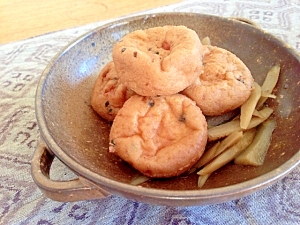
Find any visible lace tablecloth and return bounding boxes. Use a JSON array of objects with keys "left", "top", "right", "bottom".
[{"left": 1, "top": 0, "right": 299, "bottom": 224}]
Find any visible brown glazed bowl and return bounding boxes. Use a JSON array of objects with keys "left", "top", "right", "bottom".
[{"left": 31, "top": 12, "right": 300, "bottom": 206}]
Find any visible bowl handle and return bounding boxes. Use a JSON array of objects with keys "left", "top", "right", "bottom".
[
  {"left": 31, "top": 139, "right": 111, "bottom": 202},
  {"left": 230, "top": 17, "right": 261, "bottom": 29}
]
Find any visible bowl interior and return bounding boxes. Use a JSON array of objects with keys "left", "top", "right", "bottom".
[{"left": 39, "top": 13, "right": 300, "bottom": 190}]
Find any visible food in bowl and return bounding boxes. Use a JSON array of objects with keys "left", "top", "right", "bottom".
[
  {"left": 90, "top": 61, "right": 135, "bottom": 121},
  {"left": 112, "top": 25, "right": 204, "bottom": 96},
  {"left": 109, "top": 94, "right": 208, "bottom": 178},
  {"left": 182, "top": 45, "right": 254, "bottom": 116},
  {"left": 90, "top": 25, "right": 278, "bottom": 186}
]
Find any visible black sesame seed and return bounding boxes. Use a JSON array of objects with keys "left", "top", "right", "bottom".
[
  {"left": 148, "top": 99, "right": 155, "bottom": 107},
  {"left": 179, "top": 116, "right": 186, "bottom": 122},
  {"left": 236, "top": 77, "right": 245, "bottom": 84},
  {"left": 105, "top": 101, "right": 110, "bottom": 107},
  {"left": 121, "top": 48, "right": 126, "bottom": 53},
  {"left": 133, "top": 51, "right": 137, "bottom": 57}
]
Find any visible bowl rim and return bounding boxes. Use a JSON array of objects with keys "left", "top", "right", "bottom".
[{"left": 35, "top": 12, "right": 300, "bottom": 201}]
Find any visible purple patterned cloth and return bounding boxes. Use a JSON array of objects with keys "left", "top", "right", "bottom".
[{"left": 1, "top": 0, "right": 300, "bottom": 224}]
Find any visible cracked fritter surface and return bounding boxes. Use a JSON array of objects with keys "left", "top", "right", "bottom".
[
  {"left": 90, "top": 62, "right": 135, "bottom": 121},
  {"left": 109, "top": 94, "right": 207, "bottom": 178},
  {"left": 182, "top": 45, "right": 254, "bottom": 116},
  {"left": 112, "top": 25, "right": 203, "bottom": 96}
]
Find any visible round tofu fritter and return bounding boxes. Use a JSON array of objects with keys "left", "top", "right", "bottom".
[
  {"left": 182, "top": 45, "right": 254, "bottom": 116},
  {"left": 112, "top": 25, "right": 203, "bottom": 96},
  {"left": 90, "top": 62, "right": 135, "bottom": 121},
  {"left": 109, "top": 94, "right": 208, "bottom": 178}
]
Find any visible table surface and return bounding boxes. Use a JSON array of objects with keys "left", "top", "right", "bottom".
[
  {"left": 0, "top": 0, "right": 181, "bottom": 44},
  {"left": 1, "top": 0, "right": 300, "bottom": 224}
]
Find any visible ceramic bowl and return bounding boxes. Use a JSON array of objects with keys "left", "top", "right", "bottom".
[{"left": 31, "top": 12, "right": 300, "bottom": 206}]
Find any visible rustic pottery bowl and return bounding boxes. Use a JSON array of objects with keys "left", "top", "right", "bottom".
[{"left": 31, "top": 12, "right": 300, "bottom": 206}]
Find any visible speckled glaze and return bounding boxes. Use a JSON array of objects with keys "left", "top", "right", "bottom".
[{"left": 32, "top": 12, "right": 300, "bottom": 206}]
